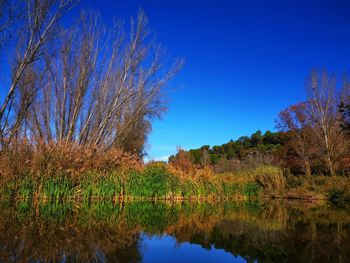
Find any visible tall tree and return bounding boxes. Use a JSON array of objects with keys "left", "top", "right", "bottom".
[
  {"left": 1, "top": 4, "right": 183, "bottom": 156},
  {"left": 278, "top": 70, "right": 349, "bottom": 176},
  {"left": 0, "top": 0, "right": 77, "bottom": 145},
  {"left": 306, "top": 70, "right": 348, "bottom": 176}
]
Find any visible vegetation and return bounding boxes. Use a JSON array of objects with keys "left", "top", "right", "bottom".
[
  {"left": 169, "top": 130, "right": 283, "bottom": 172},
  {"left": 0, "top": 1, "right": 349, "bottom": 203},
  {"left": 0, "top": 2, "right": 349, "bottom": 263},
  {"left": 0, "top": 146, "right": 263, "bottom": 201},
  {"left": 1, "top": 141, "right": 348, "bottom": 203}
]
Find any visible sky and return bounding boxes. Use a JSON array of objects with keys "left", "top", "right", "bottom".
[
  {"left": 77, "top": 0, "right": 350, "bottom": 161},
  {"left": 4, "top": 0, "right": 350, "bottom": 160}
]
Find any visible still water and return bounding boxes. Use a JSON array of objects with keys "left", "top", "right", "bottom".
[{"left": 0, "top": 200, "right": 349, "bottom": 262}]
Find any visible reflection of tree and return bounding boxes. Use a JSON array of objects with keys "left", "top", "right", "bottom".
[
  {"left": 0, "top": 201, "right": 349, "bottom": 262},
  {"left": 166, "top": 202, "right": 350, "bottom": 263}
]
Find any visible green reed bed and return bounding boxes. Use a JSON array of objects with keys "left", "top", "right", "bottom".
[{"left": 0, "top": 165, "right": 262, "bottom": 201}]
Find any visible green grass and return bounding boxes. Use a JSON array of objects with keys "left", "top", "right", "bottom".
[
  {"left": 42, "top": 177, "right": 74, "bottom": 200},
  {"left": 0, "top": 165, "right": 294, "bottom": 202},
  {"left": 0, "top": 173, "right": 261, "bottom": 201}
]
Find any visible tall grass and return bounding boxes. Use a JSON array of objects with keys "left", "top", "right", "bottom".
[
  {"left": 3, "top": 142, "right": 347, "bottom": 202},
  {"left": 0, "top": 162, "right": 262, "bottom": 201},
  {"left": 0, "top": 141, "right": 142, "bottom": 181},
  {"left": 253, "top": 166, "right": 286, "bottom": 193}
]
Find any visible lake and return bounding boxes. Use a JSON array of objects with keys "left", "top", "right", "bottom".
[{"left": 0, "top": 200, "right": 349, "bottom": 262}]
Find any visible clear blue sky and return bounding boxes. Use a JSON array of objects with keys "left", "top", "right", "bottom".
[{"left": 78, "top": 0, "right": 350, "bottom": 161}]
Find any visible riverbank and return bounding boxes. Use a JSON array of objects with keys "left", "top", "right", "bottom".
[
  {"left": 0, "top": 163, "right": 261, "bottom": 201},
  {"left": 1, "top": 143, "right": 349, "bottom": 203},
  {"left": 272, "top": 174, "right": 350, "bottom": 203},
  {"left": 1, "top": 161, "right": 349, "bottom": 204}
]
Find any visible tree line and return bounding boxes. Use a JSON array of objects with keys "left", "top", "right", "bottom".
[
  {"left": 171, "top": 70, "right": 350, "bottom": 176},
  {"left": 0, "top": 0, "right": 182, "bottom": 156}
]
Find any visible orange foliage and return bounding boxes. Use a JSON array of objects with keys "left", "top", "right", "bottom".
[
  {"left": 168, "top": 147, "right": 196, "bottom": 178},
  {"left": 167, "top": 148, "right": 215, "bottom": 182}
]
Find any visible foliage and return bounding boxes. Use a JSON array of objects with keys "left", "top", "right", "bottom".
[
  {"left": 0, "top": 151, "right": 264, "bottom": 200},
  {"left": 169, "top": 130, "right": 282, "bottom": 173}
]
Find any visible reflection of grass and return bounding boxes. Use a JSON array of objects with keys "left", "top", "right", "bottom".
[
  {"left": 124, "top": 201, "right": 180, "bottom": 234},
  {"left": 77, "top": 201, "right": 123, "bottom": 228},
  {"left": 0, "top": 199, "right": 349, "bottom": 263},
  {"left": 1, "top": 199, "right": 349, "bottom": 234},
  {"left": 40, "top": 201, "right": 74, "bottom": 222}
]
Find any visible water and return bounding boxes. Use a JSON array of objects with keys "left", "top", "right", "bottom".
[{"left": 0, "top": 200, "right": 349, "bottom": 262}]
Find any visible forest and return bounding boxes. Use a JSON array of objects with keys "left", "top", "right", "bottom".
[{"left": 0, "top": 0, "right": 349, "bottom": 203}]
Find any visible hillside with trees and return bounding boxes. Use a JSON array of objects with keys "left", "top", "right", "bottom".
[{"left": 169, "top": 130, "right": 283, "bottom": 172}]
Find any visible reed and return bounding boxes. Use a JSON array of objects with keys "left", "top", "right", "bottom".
[{"left": 3, "top": 141, "right": 347, "bottom": 202}]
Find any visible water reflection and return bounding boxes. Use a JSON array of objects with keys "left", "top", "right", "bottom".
[{"left": 0, "top": 200, "right": 349, "bottom": 262}]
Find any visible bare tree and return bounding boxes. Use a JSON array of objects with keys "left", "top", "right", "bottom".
[
  {"left": 1, "top": 1, "right": 182, "bottom": 156},
  {"left": 0, "top": 0, "right": 77, "bottom": 145},
  {"left": 305, "top": 69, "right": 348, "bottom": 176},
  {"left": 18, "top": 9, "right": 182, "bottom": 156}
]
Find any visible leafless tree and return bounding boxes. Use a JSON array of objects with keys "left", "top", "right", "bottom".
[
  {"left": 0, "top": 0, "right": 77, "bottom": 146},
  {"left": 12, "top": 9, "right": 183, "bottom": 155},
  {"left": 305, "top": 69, "right": 348, "bottom": 176},
  {"left": 0, "top": 1, "right": 182, "bottom": 156}
]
